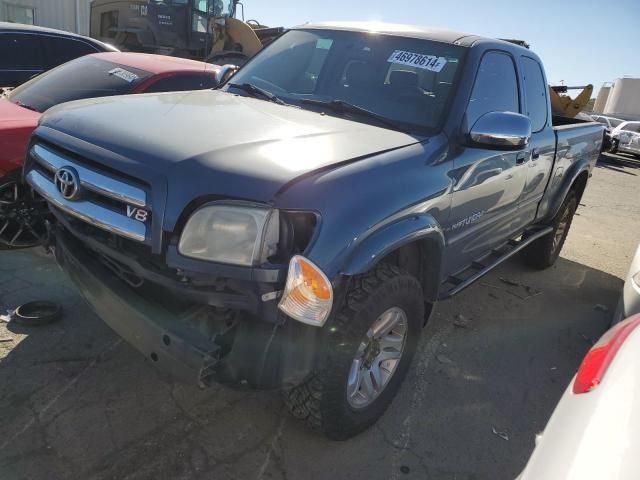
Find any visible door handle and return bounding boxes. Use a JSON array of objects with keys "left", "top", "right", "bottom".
[
  {"left": 531, "top": 148, "right": 540, "bottom": 160},
  {"left": 516, "top": 152, "right": 526, "bottom": 165}
]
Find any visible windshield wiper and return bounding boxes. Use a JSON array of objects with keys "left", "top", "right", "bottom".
[
  {"left": 299, "top": 98, "right": 410, "bottom": 133},
  {"left": 228, "top": 82, "right": 287, "bottom": 106}
]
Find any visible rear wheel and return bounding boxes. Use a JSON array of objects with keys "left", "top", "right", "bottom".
[
  {"left": 285, "top": 263, "right": 424, "bottom": 440},
  {"left": 521, "top": 190, "right": 578, "bottom": 269},
  {"left": 0, "top": 173, "right": 48, "bottom": 250}
]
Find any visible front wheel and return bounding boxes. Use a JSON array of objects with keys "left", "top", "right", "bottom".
[
  {"left": 285, "top": 263, "right": 424, "bottom": 440},
  {"left": 0, "top": 173, "right": 48, "bottom": 250}
]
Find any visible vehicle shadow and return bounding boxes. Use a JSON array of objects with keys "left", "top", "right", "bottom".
[
  {"left": 597, "top": 152, "right": 640, "bottom": 175},
  {"left": 0, "top": 249, "right": 622, "bottom": 480}
]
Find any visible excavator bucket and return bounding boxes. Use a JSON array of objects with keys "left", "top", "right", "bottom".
[
  {"left": 549, "top": 84, "right": 593, "bottom": 118},
  {"left": 207, "top": 16, "right": 284, "bottom": 65}
]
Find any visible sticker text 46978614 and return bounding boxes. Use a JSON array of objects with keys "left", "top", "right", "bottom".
[{"left": 387, "top": 50, "right": 448, "bottom": 73}]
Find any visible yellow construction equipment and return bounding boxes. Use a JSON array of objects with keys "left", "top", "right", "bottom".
[
  {"left": 549, "top": 85, "right": 594, "bottom": 118},
  {"left": 90, "top": 1, "right": 283, "bottom": 66}
]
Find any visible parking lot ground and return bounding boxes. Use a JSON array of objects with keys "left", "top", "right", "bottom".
[{"left": 0, "top": 152, "right": 638, "bottom": 480}]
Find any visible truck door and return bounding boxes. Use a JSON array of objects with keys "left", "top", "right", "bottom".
[
  {"left": 444, "top": 51, "right": 528, "bottom": 275},
  {"left": 517, "top": 56, "right": 555, "bottom": 224}
]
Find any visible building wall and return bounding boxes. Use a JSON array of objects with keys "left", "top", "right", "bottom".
[{"left": 0, "top": 0, "right": 93, "bottom": 35}]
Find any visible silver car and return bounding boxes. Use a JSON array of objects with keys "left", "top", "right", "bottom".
[{"left": 610, "top": 121, "right": 640, "bottom": 157}]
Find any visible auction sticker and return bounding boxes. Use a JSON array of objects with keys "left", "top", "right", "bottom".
[
  {"left": 387, "top": 50, "right": 447, "bottom": 72},
  {"left": 108, "top": 68, "right": 139, "bottom": 83}
]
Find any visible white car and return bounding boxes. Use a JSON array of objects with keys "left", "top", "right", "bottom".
[
  {"left": 612, "top": 242, "right": 640, "bottom": 324},
  {"left": 519, "top": 313, "right": 640, "bottom": 480},
  {"left": 609, "top": 121, "right": 640, "bottom": 157},
  {"left": 591, "top": 114, "right": 625, "bottom": 133}
]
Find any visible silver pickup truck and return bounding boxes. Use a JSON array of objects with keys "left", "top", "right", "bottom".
[{"left": 21, "top": 22, "right": 604, "bottom": 438}]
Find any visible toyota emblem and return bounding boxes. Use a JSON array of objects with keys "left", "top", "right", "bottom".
[{"left": 54, "top": 167, "right": 81, "bottom": 200}]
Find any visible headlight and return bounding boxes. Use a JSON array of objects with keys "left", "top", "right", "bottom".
[{"left": 178, "top": 203, "right": 279, "bottom": 266}]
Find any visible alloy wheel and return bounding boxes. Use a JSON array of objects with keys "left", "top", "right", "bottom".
[
  {"left": 346, "top": 306, "right": 408, "bottom": 409},
  {"left": 0, "top": 181, "right": 48, "bottom": 248}
]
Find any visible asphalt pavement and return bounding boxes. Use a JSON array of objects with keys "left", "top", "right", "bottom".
[{"left": 0, "top": 152, "right": 638, "bottom": 480}]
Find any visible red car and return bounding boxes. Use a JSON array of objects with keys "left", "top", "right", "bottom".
[{"left": 0, "top": 52, "right": 219, "bottom": 248}]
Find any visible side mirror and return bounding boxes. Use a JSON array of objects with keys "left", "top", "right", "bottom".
[
  {"left": 468, "top": 111, "right": 531, "bottom": 149},
  {"left": 215, "top": 64, "right": 239, "bottom": 86}
]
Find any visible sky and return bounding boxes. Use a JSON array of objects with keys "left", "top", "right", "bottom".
[{"left": 241, "top": 0, "right": 640, "bottom": 95}]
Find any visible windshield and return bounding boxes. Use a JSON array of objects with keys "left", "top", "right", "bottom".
[
  {"left": 8, "top": 56, "right": 152, "bottom": 113},
  {"left": 609, "top": 118, "right": 624, "bottom": 128},
  {"left": 227, "top": 29, "right": 465, "bottom": 134},
  {"left": 189, "top": 0, "right": 234, "bottom": 15}
]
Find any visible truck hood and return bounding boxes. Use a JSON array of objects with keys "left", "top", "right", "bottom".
[{"left": 37, "top": 89, "right": 423, "bottom": 229}]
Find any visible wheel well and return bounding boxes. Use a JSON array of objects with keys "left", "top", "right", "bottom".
[
  {"left": 571, "top": 170, "right": 589, "bottom": 203},
  {"left": 380, "top": 239, "right": 441, "bottom": 307}
]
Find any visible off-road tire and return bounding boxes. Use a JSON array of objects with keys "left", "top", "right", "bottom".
[
  {"left": 284, "top": 263, "right": 424, "bottom": 440},
  {"left": 521, "top": 190, "right": 578, "bottom": 269}
]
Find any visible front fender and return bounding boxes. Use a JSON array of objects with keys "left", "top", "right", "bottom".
[{"left": 341, "top": 214, "right": 445, "bottom": 302}]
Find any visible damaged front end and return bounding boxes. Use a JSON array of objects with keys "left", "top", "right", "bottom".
[
  {"left": 52, "top": 218, "right": 322, "bottom": 390},
  {"left": 22, "top": 138, "right": 324, "bottom": 390}
]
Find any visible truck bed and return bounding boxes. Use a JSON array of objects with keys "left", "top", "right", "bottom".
[{"left": 552, "top": 115, "right": 596, "bottom": 127}]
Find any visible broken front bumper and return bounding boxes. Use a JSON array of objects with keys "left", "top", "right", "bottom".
[{"left": 54, "top": 228, "right": 321, "bottom": 389}]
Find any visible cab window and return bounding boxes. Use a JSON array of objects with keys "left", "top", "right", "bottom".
[
  {"left": 42, "top": 37, "right": 100, "bottom": 69},
  {"left": 466, "top": 51, "right": 519, "bottom": 127},
  {"left": 0, "top": 33, "right": 42, "bottom": 70},
  {"left": 521, "top": 56, "right": 548, "bottom": 132}
]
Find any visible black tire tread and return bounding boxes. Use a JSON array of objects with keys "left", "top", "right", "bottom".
[
  {"left": 285, "top": 263, "right": 423, "bottom": 439},
  {"left": 521, "top": 190, "right": 578, "bottom": 270}
]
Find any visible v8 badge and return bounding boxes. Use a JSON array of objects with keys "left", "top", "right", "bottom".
[{"left": 127, "top": 205, "right": 150, "bottom": 223}]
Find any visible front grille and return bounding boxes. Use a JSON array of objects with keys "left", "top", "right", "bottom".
[{"left": 25, "top": 143, "right": 150, "bottom": 242}]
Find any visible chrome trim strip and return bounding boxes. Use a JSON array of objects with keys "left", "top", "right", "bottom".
[
  {"left": 31, "top": 144, "right": 147, "bottom": 208},
  {"left": 26, "top": 170, "right": 146, "bottom": 242}
]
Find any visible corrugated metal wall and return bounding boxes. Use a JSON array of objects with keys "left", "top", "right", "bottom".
[{"left": 0, "top": 0, "right": 93, "bottom": 35}]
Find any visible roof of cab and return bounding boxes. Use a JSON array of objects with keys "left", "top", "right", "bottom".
[
  {"left": 0, "top": 21, "right": 117, "bottom": 50},
  {"left": 295, "top": 21, "right": 528, "bottom": 51},
  {"left": 90, "top": 52, "right": 219, "bottom": 75}
]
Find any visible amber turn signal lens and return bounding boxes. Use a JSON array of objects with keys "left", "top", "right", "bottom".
[
  {"left": 298, "top": 257, "right": 332, "bottom": 300},
  {"left": 278, "top": 255, "right": 333, "bottom": 327}
]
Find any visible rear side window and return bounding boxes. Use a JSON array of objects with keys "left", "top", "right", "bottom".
[
  {"left": 521, "top": 57, "right": 548, "bottom": 132},
  {"left": 144, "top": 74, "right": 217, "bottom": 93},
  {"left": 42, "top": 37, "right": 100, "bottom": 69},
  {"left": 467, "top": 51, "right": 519, "bottom": 127},
  {"left": 0, "top": 33, "right": 42, "bottom": 70},
  {"left": 622, "top": 123, "right": 640, "bottom": 133}
]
